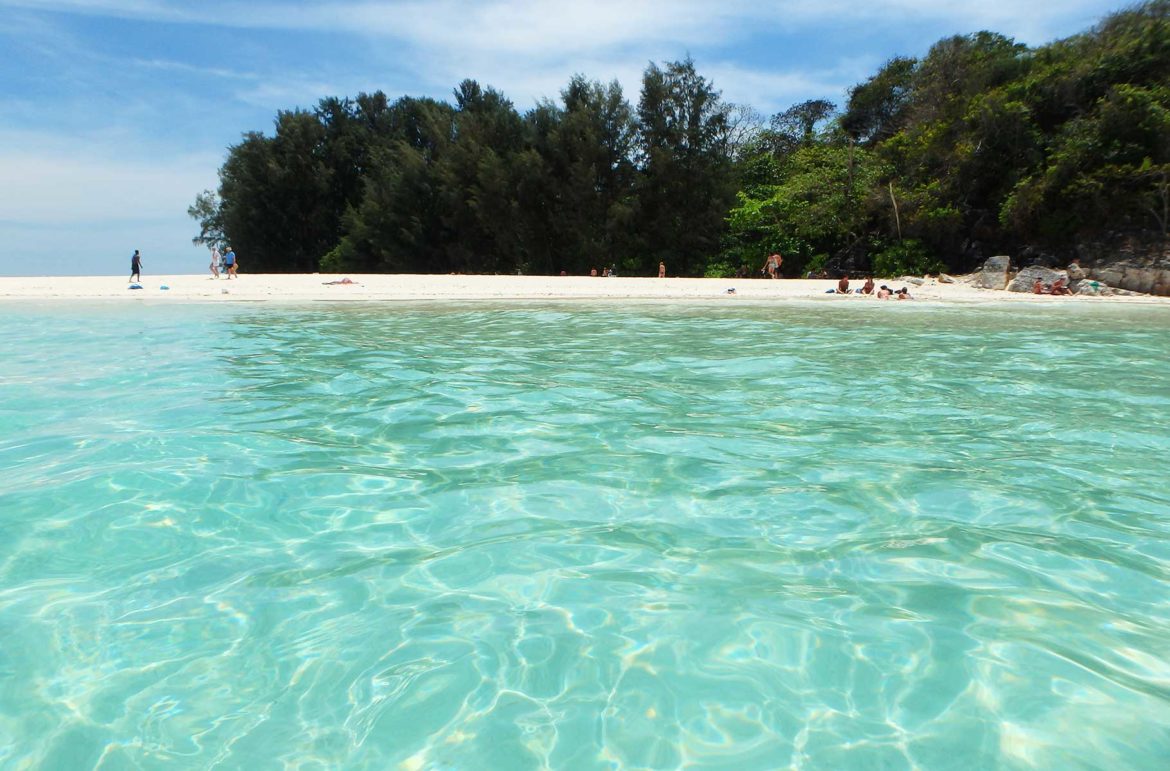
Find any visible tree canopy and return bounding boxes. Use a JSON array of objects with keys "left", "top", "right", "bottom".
[{"left": 192, "top": 1, "right": 1170, "bottom": 277}]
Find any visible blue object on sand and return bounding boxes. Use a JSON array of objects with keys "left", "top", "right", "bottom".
[
  {"left": 129, "top": 284, "right": 143, "bottom": 290},
  {"left": 160, "top": 285, "right": 170, "bottom": 290}
]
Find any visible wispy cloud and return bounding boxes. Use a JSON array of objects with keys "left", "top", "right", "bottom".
[
  {"left": 0, "top": 131, "right": 219, "bottom": 225},
  {"left": 0, "top": 0, "right": 1124, "bottom": 44}
]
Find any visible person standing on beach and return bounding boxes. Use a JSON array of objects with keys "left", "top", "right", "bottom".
[
  {"left": 658, "top": 261, "right": 666, "bottom": 278},
  {"left": 209, "top": 246, "right": 221, "bottom": 278},
  {"left": 762, "top": 253, "right": 782, "bottom": 278},
  {"left": 223, "top": 247, "right": 237, "bottom": 279},
  {"left": 130, "top": 249, "right": 142, "bottom": 282}
]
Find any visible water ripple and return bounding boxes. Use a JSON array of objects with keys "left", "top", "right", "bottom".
[{"left": 1, "top": 301, "right": 1169, "bottom": 768}]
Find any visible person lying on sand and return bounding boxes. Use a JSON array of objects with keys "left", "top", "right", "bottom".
[
  {"left": 322, "top": 277, "right": 358, "bottom": 285},
  {"left": 897, "top": 287, "right": 912, "bottom": 300},
  {"left": 877, "top": 285, "right": 892, "bottom": 299}
]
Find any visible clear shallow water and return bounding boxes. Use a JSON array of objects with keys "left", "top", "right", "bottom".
[{"left": 1, "top": 300, "right": 1169, "bottom": 769}]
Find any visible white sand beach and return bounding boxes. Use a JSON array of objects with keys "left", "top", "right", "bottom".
[{"left": 1, "top": 273, "right": 1168, "bottom": 304}]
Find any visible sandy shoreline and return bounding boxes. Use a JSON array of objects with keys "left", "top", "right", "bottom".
[{"left": 1, "top": 273, "right": 1168, "bottom": 305}]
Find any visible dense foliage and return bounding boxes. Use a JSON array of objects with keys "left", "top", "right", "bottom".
[{"left": 192, "top": 2, "right": 1170, "bottom": 276}]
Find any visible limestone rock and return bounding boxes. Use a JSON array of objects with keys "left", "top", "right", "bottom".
[
  {"left": 939, "top": 274, "right": 957, "bottom": 284},
  {"left": 1007, "top": 266, "right": 1068, "bottom": 293},
  {"left": 1075, "top": 233, "right": 1170, "bottom": 296},
  {"left": 975, "top": 255, "right": 1011, "bottom": 289}
]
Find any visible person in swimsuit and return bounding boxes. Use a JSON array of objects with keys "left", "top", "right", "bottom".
[
  {"left": 762, "top": 253, "right": 782, "bottom": 278},
  {"left": 658, "top": 261, "right": 666, "bottom": 278},
  {"left": 837, "top": 274, "right": 850, "bottom": 294},
  {"left": 861, "top": 276, "right": 875, "bottom": 295},
  {"left": 130, "top": 250, "right": 142, "bottom": 282}
]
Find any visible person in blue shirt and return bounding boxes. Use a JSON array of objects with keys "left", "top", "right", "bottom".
[
  {"left": 130, "top": 249, "right": 142, "bottom": 282},
  {"left": 223, "top": 248, "right": 237, "bottom": 279}
]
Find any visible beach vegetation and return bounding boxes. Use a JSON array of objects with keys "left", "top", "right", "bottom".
[{"left": 193, "top": 1, "right": 1170, "bottom": 277}]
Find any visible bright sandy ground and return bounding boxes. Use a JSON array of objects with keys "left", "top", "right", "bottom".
[{"left": 1, "top": 273, "right": 1168, "bottom": 305}]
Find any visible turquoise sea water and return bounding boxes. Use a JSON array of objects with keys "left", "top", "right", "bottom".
[{"left": 1, "top": 300, "right": 1169, "bottom": 769}]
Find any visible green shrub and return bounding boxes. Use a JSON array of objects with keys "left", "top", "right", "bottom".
[
  {"left": 871, "top": 239, "right": 945, "bottom": 277},
  {"left": 703, "top": 260, "right": 738, "bottom": 278}
]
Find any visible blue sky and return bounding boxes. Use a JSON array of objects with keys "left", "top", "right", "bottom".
[{"left": 0, "top": 0, "right": 1127, "bottom": 276}]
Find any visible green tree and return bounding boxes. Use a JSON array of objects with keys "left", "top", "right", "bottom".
[{"left": 634, "top": 57, "right": 736, "bottom": 276}]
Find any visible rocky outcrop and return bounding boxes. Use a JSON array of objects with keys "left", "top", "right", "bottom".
[
  {"left": 1086, "top": 260, "right": 1170, "bottom": 296},
  {"left": 975, "top": 256, "right": 1011, "bottom": 289},
  {"left": 1076, "top": 234, "right": 1170, "bottom": 296},
  {"left": 1070, "top": 279, "right": 1141, "bottom": 296},
  {"left": 1007, "top": 266, "right": 1067, "bottom": 293}
]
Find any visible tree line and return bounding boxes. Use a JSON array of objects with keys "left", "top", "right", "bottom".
[{"left": 190, "top": 1, "right": 1170, "bottom": 277}]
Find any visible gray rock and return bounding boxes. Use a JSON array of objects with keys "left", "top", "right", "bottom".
[
  {"left": 1072, "top": 279, "right": 1107, "bottom": 295},
  {"left": 939, "top": 273, "right": 957, "bottom": 283},
  {"left": 975, "top": 255, "right": 1011, "bottom": 289},
  {"left": 1007, "top": 266, "right": 1068, "bottom": 293},
  {"left": 1075, "top": 234, "right": 1169, "bottom": 296}
]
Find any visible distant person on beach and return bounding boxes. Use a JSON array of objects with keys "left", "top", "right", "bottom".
[
  {"left": 1032, "top": 277, "right": 1046, "bottom": 294},
  {"left": 837, "top": 274, "right": 850, "bottom": 294},
  {"left": 590, "top": 268, "right": 598, "bottom": 276},
  {"left": 658, "top": 261, "right": 666, "bottom": 278},
  {"left": 762, "top": 253, "right": 782, "bottom": 279},
  {"left": 224, "top": 247, "right": 237, "bottom": 279},
  {"left": 1050, "top": 276, "right": 1071, "bottom": 295},
  {"left": 877, "top": 285, "right": 892, "bottom": 299},
  {"left": 897, "top": 287, "right": 912, "bottom": 300},
  {"left": 861, "top": 276, "right": 875, "bottom": 295},
  {"left": 130, "top": 250, "right": 142, "bottom": 282},
  {"left": 209, "top": 246, "right": 221, "bottom": 278}
]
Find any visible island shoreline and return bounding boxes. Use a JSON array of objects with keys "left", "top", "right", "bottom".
[{"left": 2, "top": 274, "right": 1168, "bottom": 306}]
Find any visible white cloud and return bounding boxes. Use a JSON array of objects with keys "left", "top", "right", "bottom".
[
  {"left": 0, "top": 0, "right": 1124, "bottom": 46},
  {"left": 0, "top": 131, "right": 219, "bottom": 225},
  {"left": 0, "top": 132, "right": 219, "bottom": 274}
]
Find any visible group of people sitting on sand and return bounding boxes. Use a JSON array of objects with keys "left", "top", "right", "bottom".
[
  {"left": 1033, "top": 276, "right": 1072, "bottom": 295},
  {"left": 829, "top": 274, "right": 912, "bottom": 299}
]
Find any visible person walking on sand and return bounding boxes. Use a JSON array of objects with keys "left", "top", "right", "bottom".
[
  {"left": 209, "top": 246, "right": 221, "bottom": 278},
  {"left": 658, "top": 261, "right": 666, "bottom": 278},
  {"left": 129, "top": 249, "right": 142, "bottom": 282},
  {"left": 762, "top": 252, "right": 782, "bottom": 279},
  {"left": 223, "top": 247, "right": 237, "bottom": 279}
]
